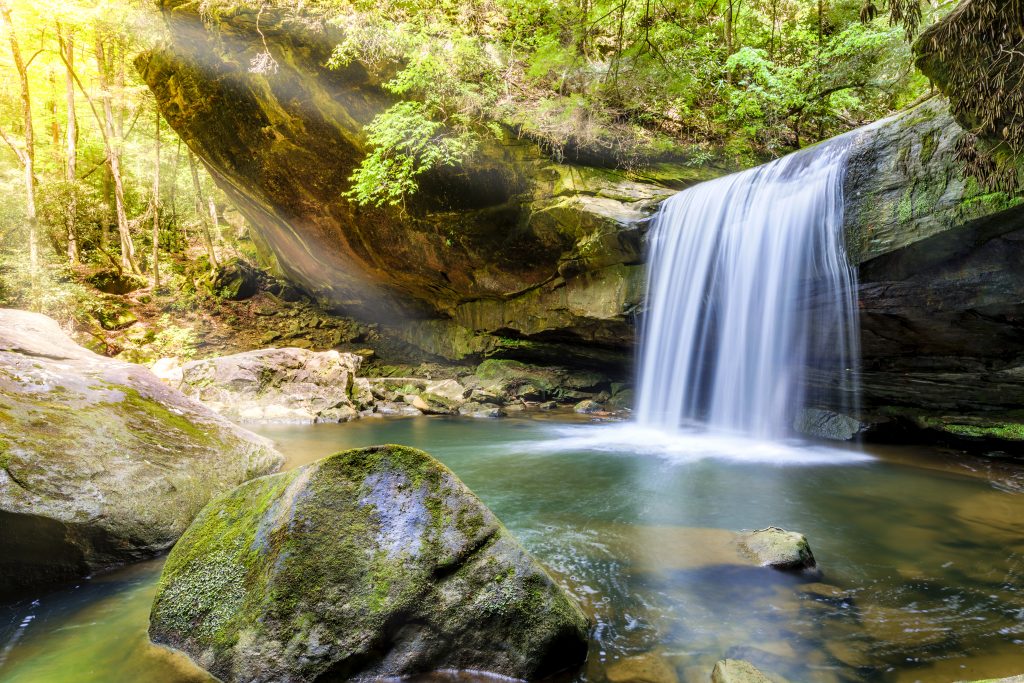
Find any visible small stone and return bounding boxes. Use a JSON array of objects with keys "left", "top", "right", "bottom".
[
  {"left": 737, "top": 527, "right": 816, "bottom": 571},
  {"left": 574, "top": 399, "right": 605, "bottom": 414},
  {"left": 458, "top": 402, "right": 505, "bottom": 418},
  {"left": 538, "top": 400, "right": 557, "bottom": 410},
  {"left": 796, "top": 582, "right": 855, "bottom": 605},
  {"left": 424, "top": 378, "right": 468, "bottom": 403}
]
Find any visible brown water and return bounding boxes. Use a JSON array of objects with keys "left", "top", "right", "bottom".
[{"left": 3, "top": 415, "right": 1024, "bottom": 682}]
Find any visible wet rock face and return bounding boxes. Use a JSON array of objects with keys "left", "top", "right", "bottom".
[
  {"left": 139, "top": 0, "right": 706, "bottom": 351},
  {"left": 149, "top": 445, "right": 591, "bottom": 682},
  {"left": 799, "top": 97, "right": 1024, "bottom": 440},
  {"left": 0, "top": 309, "right": 283, "bottom": 599}
]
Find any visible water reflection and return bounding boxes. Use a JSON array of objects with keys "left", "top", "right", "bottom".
[{"left": 2, "top": 416, "right": 1024, "bottom": 682}]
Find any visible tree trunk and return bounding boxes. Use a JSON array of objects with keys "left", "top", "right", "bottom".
[
  {"left": 152, "top": 108, "right": 160, "bottom": 288},
  {"left": 94, "top": 35, "right": 140, "bottom": 275},
  {"left": 725, "top": 0, "right": 735, "bottom": 54},
  {"left": 0, "top": 0, "right": 37, "bottom": 279},
  {"left": 59, "top": 24, "right": 78, "bottom": 264},
  {"left": 188, "top": 151, "right": 218, "bottom": 270},
  {"left": 168, "top": 138, "right": 181, "bottom": 251}
]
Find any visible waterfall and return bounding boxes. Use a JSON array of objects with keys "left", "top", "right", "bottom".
[{"left": 634, "top": 136, "right": 860, "bottom": 439}]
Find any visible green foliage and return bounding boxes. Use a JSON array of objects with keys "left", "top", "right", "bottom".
[
  {"left": 344, "top": 101, "right": 476, "bottom": 208},
  {"left": 151, "top": 314, "right": 199, "bottom": 359},
  {"left": 323, "top": 0, "right": 949, "bottom": 205}
]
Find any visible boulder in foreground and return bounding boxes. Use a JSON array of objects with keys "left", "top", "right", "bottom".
[
  {"left": 150, "top": 444, "right": 590, "bottom": 682},
  {"left": 0, "top": 309, "right": 283, "bottom": 599}
]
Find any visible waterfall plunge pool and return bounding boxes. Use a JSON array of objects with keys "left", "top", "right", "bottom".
[{"left": 2, "top": 414, "right": 1024, "bottom": 683}]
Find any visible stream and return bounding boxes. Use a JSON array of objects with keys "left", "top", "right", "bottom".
[{"left": 2, "top": 414, "right": 1024, "bottom": 682}]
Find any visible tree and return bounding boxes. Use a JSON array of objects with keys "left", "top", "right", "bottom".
[
  {"left": 0, "top": 0, "right": 38, "bottom": 279},
  {"left": 188, "top": 150, "right": 218, "bottom": 270},
  {"left": 58, "top": 22, "right": 78, "bottom": 263},
  {"left": 151, "top": 107, "right": 160, "bottom": 287}
]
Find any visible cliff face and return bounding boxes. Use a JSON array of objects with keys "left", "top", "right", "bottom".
[
  {"left": 143, "top": 0, "right": 1024, "bottom": 438},
  {"left": 139, "top": 0, "right": 715, "bottom": 364}
]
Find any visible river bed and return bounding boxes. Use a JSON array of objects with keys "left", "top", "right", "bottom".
[{"left": 2, "top": 414, "right": 1024, "bottom": 682}]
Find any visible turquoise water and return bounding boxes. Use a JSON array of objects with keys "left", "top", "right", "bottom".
[{"left": 3, "top": 415, "right": 1024, "bottom": 682}]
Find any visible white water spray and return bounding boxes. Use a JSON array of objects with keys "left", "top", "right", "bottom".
[{"left": 635, "top": 136, "right": 860, "bottom": 439}]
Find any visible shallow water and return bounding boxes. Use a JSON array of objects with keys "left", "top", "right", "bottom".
[{"left": 3, "top": 415, "right": 1024, "bottom": 682}]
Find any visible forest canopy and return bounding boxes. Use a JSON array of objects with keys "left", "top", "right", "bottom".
[{"left": 320, "top": 0, "right": 949, "bottom": 205}]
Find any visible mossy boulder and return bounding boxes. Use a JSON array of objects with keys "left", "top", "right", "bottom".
[
  {"left": 0, "top": 309, "right": 283, "bottom": 599},
  {"left": 86, "top": 269, "right": 147, "bottom": 294},
  {"left": 209, "top": 257, "right": 260, "bottom": 301},
  {"left": 149, "top": 444, "right": 591, "bottom": 682},
  {"left": 736, "top": 527, "right": 816, "bottom": 571}
]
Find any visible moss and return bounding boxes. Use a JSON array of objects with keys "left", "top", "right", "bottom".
[
  {"left": 938, "top": 422, "right": 1024, "bottom": 441},
  {"left": 150, "top": 444, "right": 589, "bottom": 680},
  {"left": 919, "top": 129, "right": 938, "bottom": 165},
  {"left": 105, "top": 385, "right": 215, "bottom": 445}
]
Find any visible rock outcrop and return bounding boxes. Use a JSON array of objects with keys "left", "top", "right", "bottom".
[
  {"left": 840, "top": 98, "right": 1024, "bottom": 442},
  {"left": 138, "top": 0, "right": 715, "bottom": 363},
  {"left": 0, "top": 309, "right": 283, "bottom": 599},
  {"left": 149, "top": 444, "right": 590, "bottom": 682},
  {"left": 175, "top": 347, "right": 362, "bottom": 423},
  {"left": 163, "top": 351, "right": 628, "bottom": 420}
]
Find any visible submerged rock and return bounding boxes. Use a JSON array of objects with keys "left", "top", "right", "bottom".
[
  {"left": 711, "top": 659, "right": 774, "bottom": 683},
  {"left": 736, "top": 528, "right": 816, "bottom": 571},
  {"left": 149, "top": 445, "right": 590, "bottom": 682},
  {"left": 176, "top": 347, "right": 361, "bottom": 423},
  {"left": 606, "top": 652, "right": 679, "bottom": 683},
  {"left": 0, "top": 309, "right": 283, "bottom": 599}
]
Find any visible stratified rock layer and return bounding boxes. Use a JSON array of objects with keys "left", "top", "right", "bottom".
[
  {"left": 0, "top": 309, "right": 283, "bottom": 599},
  {"left": 149, "top": 445, "right": 590, "bottom": 682}
]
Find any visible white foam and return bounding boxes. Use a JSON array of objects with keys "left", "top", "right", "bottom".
[{"left": 517, "top": 422, "right": 874, "bottom": 466}]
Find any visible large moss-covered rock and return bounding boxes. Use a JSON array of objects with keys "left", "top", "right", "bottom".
[
  {"left": 0, "top": 309, "right": 283, "bottom": 599},
  {"left": 149, "top": 444, "right": 590, "bottom": 682}
]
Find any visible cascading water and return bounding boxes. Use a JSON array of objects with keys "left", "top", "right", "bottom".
[{"left": 635, "top": 136, "right": 860, "bottom": 440}]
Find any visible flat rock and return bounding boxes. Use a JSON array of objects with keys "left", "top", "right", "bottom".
[
  {"left": 176, "top": 347, "right": 361, "bottom": 423},
  {"left": 149, "top": 445, "right": 590, "bottom": 682},
  {"left": 0, "top": 309, "right": 283, "bottom": 598},
  {"left": 606, "top": 652, "right": 679, "bottom": 683}
]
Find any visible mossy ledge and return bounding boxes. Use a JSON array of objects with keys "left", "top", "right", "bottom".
[{"left": 149, "top": 444, "right": 591, "bottom": 683}]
